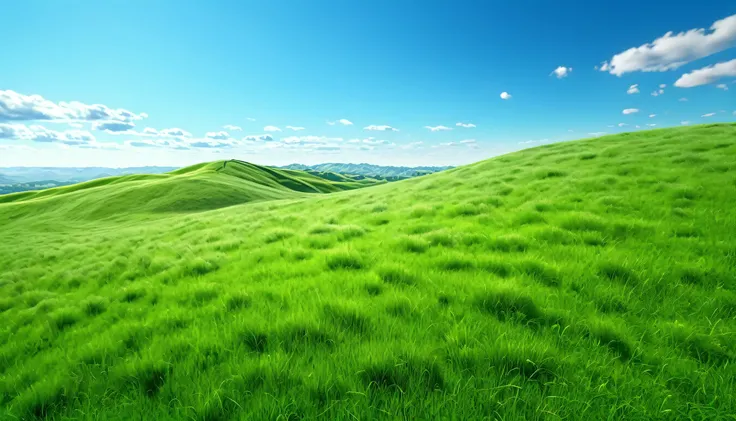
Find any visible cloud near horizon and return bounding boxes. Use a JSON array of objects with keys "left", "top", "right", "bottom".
[
  {"left": 0, "top": 90, "right": 147, "bottom": 123},
  {"left": 599, "top": 14, "right": 736, "bottom": 76}
]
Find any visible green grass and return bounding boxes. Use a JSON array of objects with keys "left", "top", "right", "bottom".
[{"left": 1, "top": 124, "right": 736, "bottom": 419}]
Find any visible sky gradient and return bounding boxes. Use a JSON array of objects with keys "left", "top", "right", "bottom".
[{"left": 1, "top": 0, "right": 735, "bottom": 168}]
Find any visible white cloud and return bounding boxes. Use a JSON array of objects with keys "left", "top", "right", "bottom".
[
  {"left": 0, "top": 123, "right": 96, "bottom": 145},
  {"left": 456, "top": 122, "right": 476, "bottom": 128},
  {"left": 327, "top": 119, "right": 353, "bottom": 126},
  {"left": 647, "top": 123, "right": 657, "bottom": 127},
  {"left": 551, "top": 66, "right": 572, "bottom": 78},
  {"left": 364, "top": 125, "right": 398, "bottom": 132},
  {"left": 702, "top": 112, "right": 716, "bottom": 117},
  {"left": 158, "top": 128, "right": 192, "bottom": 138},
  {"left": 717, "top": 83, "right": 729, "bottom": 90},
  {"left": 649, "top": 114, "right": 656, "bottom": 118},
  {"left": 285, "top": 125, "right": 306, "bottom": 131},
  {"left": 263, "top": 125, "right": 282, "bottom": 132},
  {"left": 618, "top": 123, "right": 628, "bottom": 127},
  {"left": 459, "top": 139, "right": 476, "bottom": 144},
  {"left": 660, "top": 84, "right": 667, "bottom": 88},
  {"left": 681, "top": 121, "right": 691, "bottom": 125},
  {"left": 0, "top": 89, "right": 147, "bottom": 122},
  {"left": 588, "top": 132, "right": 607, "bottom": 137},
  {"left": 282, "top": 135, "right": 343, "bottom": 144},
  {"left": 674, "top": 58, "right": 736, "bottom": 87},
  {"left": 424, "top": 125, "right": 452, "bottom": 132},
  {"left": 93, "top": 121, "right": 136, "bottom": 132},
  {"left": 246, "top": 117, "right": 256, "bottom": 122},
  {"left": 679, "top": 97, "right": 688, "bottom": 102},
  {"left": 622, "top": 108, "right": 639, "bottom": 115},
  {"left": 518, "top": 139, "right": 546, "bottom": 145},
  {"left": 205, "top": 131, "right": 230, "bottom": 140},
  {"left": 243, "top": 134, "right": 274, "bottom": 142},
  {"left": 500, "top": 92, "right": 512, "bottom": 100},
  {"left": 627, "top": 84, "right": 640, "bottom": 94},
  {"left": 651, "top": 91, "right": 660, "bottom": 97},
  {"left": 125, "top": 138, "right": 188, "bottom": 150},
  {"left": 223, "top": 125, "right": 242, "bottom": 131},
  {"left": 599, "top": 14, "right": 736, "bottom": 76},
  {"left": 401, "top": 141, "right": 424, "bottom": 150}
]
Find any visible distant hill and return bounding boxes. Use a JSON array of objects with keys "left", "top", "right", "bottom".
[
  {"left": 0, "top": 160, "right": 383, "bottom": 219},
  {"left": 0, "top": 166, "right": 178, "bottom": 184},
  {"left": 279, "top": 163, "right": 452, "bottom": 179}
]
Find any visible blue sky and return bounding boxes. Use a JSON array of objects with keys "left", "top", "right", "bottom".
[{"left": 1, "top": 1, "right": 735, "bottom": 168}]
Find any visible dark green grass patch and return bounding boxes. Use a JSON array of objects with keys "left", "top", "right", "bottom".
[
  {"left": 475, "top": 290, "right": 545, "bottom": 325},
  {"left": 360, "top": 356, "right": 445, "bottom": 392},
  {"left": 326, "top": 253, "right": 365, "bottom": 270}
]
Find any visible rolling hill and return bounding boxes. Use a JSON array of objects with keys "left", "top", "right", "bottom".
[
  {"left": 1, "top": 124, "right": 735, "bottom": 420},
  {"left": 279, "top": 163, "right": 452, "bottom": 178},
  {"left": 0, "top": 160, "right": 383, "bottom": 221}
]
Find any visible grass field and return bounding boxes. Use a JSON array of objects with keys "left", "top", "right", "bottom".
[{"left": 1, "top": 124, "right": 735, "bottom": 420}]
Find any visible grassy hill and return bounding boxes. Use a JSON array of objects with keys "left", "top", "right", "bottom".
[
  {"left": 280, "top": 162, "right": 453, "bottom": 178},
  {"left": 1, "top": 124, "right": 735, "bottom": 420},
  {"left": 0, "top": 160, "right": 383, "bottom": 222}
]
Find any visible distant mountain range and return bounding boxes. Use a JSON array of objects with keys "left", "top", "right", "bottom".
[
  {"left": 0, "top": 163, "right": 451, "bottom": 195},
  {"left": 279, "top": 163, "right": 452, "bottom": 179},
  {"left": 0, "top": 166, "right": 178, "bottom": 184},
  {"left": 0, "top": 166, "right": 178, "bottom": 195}
]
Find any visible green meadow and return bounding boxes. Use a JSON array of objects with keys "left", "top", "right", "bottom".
[{"left": 1, "top": 124, "right": 735, "bottom": 420}]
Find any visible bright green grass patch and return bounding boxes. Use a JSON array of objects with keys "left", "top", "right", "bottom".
[{"left": 1, "top": 124, "right": 735, "bottom": 419}]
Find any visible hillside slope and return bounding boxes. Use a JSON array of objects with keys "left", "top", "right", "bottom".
[
  {"left": 1, "top": 124, "right": 735, "bottom": 420},
  {"left": 0, "top": 160, "right": 383, "bottom": 222},
  {"left": 281, "top": 162, "right": 453, "bottom": 178}
]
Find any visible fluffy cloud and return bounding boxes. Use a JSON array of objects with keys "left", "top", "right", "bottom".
[
  {"left": 125, "top": 139, "right": 188, "bottom": 150},
  {"left": 500, "top": 92, "right": 512, "bottom": 100},
  {"left": 243, "top": 134, "right": 274, "bottom": 142},
  {"left": 551, "top": 66, "right": 572, "bottom": 78},
  {"left": 282, "top": 135, "right": 343, "bottom": 144},
  {"left": 627, "top": 84, "right": 640, "bottom": 94},
  {"left": 717, "top": 83, "right": 729, "bottom": 90},
  {"left": 205, "top": 131, "right": 230, "bottom": 140},
  {"left": 246, "top": 117, "right": 256, "bottom": 122},
  {"left": 456, "top": 122, "right": 476, "bottom": 128},
  {"left": 599, "top": 14, "right": 736, "bottom": 75},
  {"left": 424, "top": 125, "right": 452, "bottom": 132},
  {"left": 0, "top": 90, "right": 147, "bottom": 122},
  {"left": 223, "top": 125, "right": 242, "bottom": 131},
  {"left": 93, "top": 121, "right": 136, "bottom": 132},
  {"left": 647, "top": 123, "right": 657, "bottom": 127},
  {"left": 679, "top": 97, "right": 688, "bottom": 102},
  {"left": 518, "top": 139, "right": 547, "bottom": 145},
  {"left": 158, "top": 128, "right": 192, "bottom": 138},
  {"left": 674, "top": 58, "right": 736, "bottom": 88},
  {"left": 0, "top": 123, "right": 96, "bottom": 145},
  {"left": 649, "top": 114, "right": 656, "bottom": 118},
  {"left": 622, "top": 108, "right": 639, "bottom": 115},
  {"left": 702, "top": 112, "right": 716, "bottom": 117},
  {"left": 364, "top": 125, "right": 398, "bottom": 132},
  {"left": 660, "top": 84, "right": 667, "bottom": 88},
  {"left": 618, "top": 123, "right": 628, "bottom": 127},
  {"left": 263, "top": 125, "right": 282, "bottom": 132},
  {"left": 327, "top": 119, "right": 353, "bottom": 126},
  {"left": 286, "top": 126, "right": 306, "bottom": 131},
  {"left": 401, "top": 141, "right": 424, "bottom": 150}
]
